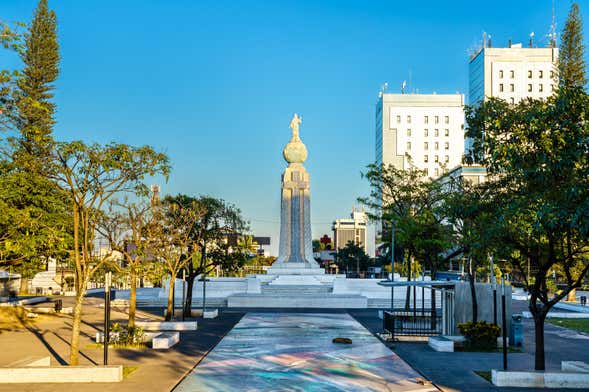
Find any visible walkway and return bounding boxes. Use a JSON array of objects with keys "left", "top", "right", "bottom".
[{"left": 174, "top": 312, "right": 437, "bottom": 392}]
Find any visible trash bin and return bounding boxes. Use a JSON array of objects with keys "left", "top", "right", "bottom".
[
  {"left": 54, "top": 299, "right": 63, "bottom": 313},
  {"left": 510, "top": 314, "right": 523, "bottom": 347}
]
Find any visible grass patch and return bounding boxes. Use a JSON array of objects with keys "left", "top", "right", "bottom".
[
  {"left": 474, "top": 370, "right": 492, "bottom": 382},
  {"left": 547, "top": 318, "right": 589, "bottom": 334},
  {"left": 123, "top": 366, "right": 138, "bottom": 378}
]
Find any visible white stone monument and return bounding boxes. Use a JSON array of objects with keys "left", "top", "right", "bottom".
[{"left": 267, "top": 114, "right": 324, "bottom": 275}]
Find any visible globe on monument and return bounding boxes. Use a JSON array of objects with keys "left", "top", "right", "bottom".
[{"left": 283, "top": 138, "right": 308, "bottom": 163}]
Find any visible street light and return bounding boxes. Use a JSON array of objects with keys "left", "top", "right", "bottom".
[{"left": 199, "top": 275, "right": 210, "bottom": 317}]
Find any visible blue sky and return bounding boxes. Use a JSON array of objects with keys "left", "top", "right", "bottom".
[{"left": 2, "top": 0, "right": 588, "bottom": 255}]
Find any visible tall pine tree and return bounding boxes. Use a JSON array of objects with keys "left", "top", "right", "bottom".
[
  {"left": 559, "top": 3, "right": 586, "bottom": 88},
  {"left": 16, "top": 0, "right": 59, "bottom": 163}
]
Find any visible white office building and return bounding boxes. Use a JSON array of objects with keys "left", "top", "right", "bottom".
[
  {"left": 332, "top": 207, "right": 368, "bottom": 253},
  {"left": 375, "top": 93, "right": 465, "bottom": 178},
  {"left": 469, "top": 43, "right": 558, "bottom": 106}
]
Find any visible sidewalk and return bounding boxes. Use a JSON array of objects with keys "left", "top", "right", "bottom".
[
  {"left": 350, "top": 301, "right": 589, "bottom": 392},
  {"left": 0, "top": 299, "right": 245, "bottom": 392}
]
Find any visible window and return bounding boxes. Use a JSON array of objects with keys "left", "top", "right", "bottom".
[
  {"left": 510, "top": 70, "right": 515, "bottom": 78},
  {"left": 445, "top": 116, "right": 449, "bottom": 124},
  {"left": 444, "top": 142, "right": 449, "bottom": 150},
  {"left": 435, "top": 129, "right": 439, "bottom": 137},
  {"left": 445, "top": 155, "right": 449, "bottom": 163},
  {"left": 528, "top": 70, "right": 532, "bottom": 78},
  {"left": 407, "top": 115, "right": 411, "bottom": 124},
  {"left": 552, "top": 84, "right": 556, "bottom": 92},
  {"left": 499, "top": 70, "right": 504, "bottom": 78},
  {"left": 435, "top": 116, "right": 439, "bottom": 124},
  {"left": 407, "top": 141, "right": 411, "bottom": 150},
  {"left": 445, "top": 129, "right": 449, "bottom": 137},
  {"left": 550, "top": 70, "right": 555, "bottom": 78},
  {"left": 539, "top": 84, "right": 544, "bottom": 92},
  {"left": 424, "top": 155, "right": 429, "bottom": 162},
  {"left": 434, "top": 168, "right": 439, "bottom": 176},
  {"left": 424, "top": 116, "right": 429, "bottom": 124},
  {"left": 424, "top": 168, "right": 429, "bottom": 176},
  {"left": 539, "top": 70, "right": 543, "bottom": 78},
  {"left": 424, "top": 129, "right": 429, "bottom": 137},
  {"left": 424, "top": 142, "right": 429, "bottom": 150},
  {"left": 528, "top": 84, "right": 532, "bottom": 92},
  {"left": 407, "top": 129, "right": 411, "bottom": 136},
  {"left": 499, "top": 84, "right": 504, "bottom": 92},
  {"left": 435, "top": 155, "right": 439, "bottom": 162},
  {"left": 435, "top": 142, "right": 439, "bottom": 150},
  {"left": 510, "top": 97, "right": 515, "bottom": 104},
  {"left": 510, "top": 84, "right": 514, "bottom": 92},
  {"left": 396, "top": 115, "right": 401, "bottom": 123}
]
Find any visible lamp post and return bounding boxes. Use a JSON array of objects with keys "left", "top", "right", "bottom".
[
  {"left": 390, "top": 223, "right": 396, "bottom": 311},
  {"left": 199, "top": 275, "right": 210, "bottom": 317},
  {"left": 501, "top": 275, "right": 507, "bottom": 370},
  {"left": 490, "top": 255, "right": 497, "bottom": 325},
  {"left": 103, "top": 271, "right": 112, "bottom": 366},
  {"left": 181, "top": 270, "right": 186, "bottom": 321}
]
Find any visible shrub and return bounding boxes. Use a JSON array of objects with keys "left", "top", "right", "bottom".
[
  {"left": 109, "top": 323, "right": 145, "bottom": 346},
  {"left": 458, "top": 321, "right": 500, "bottom": 350}
]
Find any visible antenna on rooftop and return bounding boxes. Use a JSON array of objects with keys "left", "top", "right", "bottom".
[
  {"left": 401, "top": 80, "right": 406, "bottom": 94},
  {"left": 529, "top": 31, "right": 535, "bottom": 47}
]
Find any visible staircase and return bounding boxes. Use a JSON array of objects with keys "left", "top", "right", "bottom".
[{"left": 261, "top": 284, "right": 333, "bottom": 295}]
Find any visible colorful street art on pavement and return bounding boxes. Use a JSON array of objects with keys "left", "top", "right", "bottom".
[{"left": 174, "top": 313, "right": 436, "bottom": 391}]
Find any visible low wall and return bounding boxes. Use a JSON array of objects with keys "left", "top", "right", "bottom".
[
  {"left": 0, "top": 366, "right": 123, "bottom": 383},
  {"left": 454, "top": 282, "right": 512, "bottom": 335}
]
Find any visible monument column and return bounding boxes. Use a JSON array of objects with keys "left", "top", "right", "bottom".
[{"left": 267, "top": 114, "right": 323, "bottom": 275}]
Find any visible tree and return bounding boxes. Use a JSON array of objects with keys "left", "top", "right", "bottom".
[
  {"left": 97, "top": 200, "right": 152, "bottom": 327},
  {"left": 465, "top": 87, "right": 589, "bottom": 370},
  {"left": 50, "top": 141, "right": 169, "bottom": 365},
  {"left": 14, "top": 0, "right": 58, "bottom": 164},
  {"left": 337, "top": 240, "right": 371, "bottom": 275},
  {"left": 559, "top": 3, "right": 585, "bottom": 89},
  {"left": 0, "top": 0, "right": 71, "bottom": 288},
  {"left": 175, "top": 195, "right": 247, "bottom": 317},
  {"left": 147, "top": 195, "right": 202, "bottom": 321}
]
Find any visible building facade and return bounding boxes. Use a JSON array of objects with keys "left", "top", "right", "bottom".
[
  {"left": 376, "top": 93, "right": 465, "bottom": 178},
  {"left": 332, "top": 208, "right": 367, "bottom": 251}
]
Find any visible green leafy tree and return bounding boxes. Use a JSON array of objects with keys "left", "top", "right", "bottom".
[
  {"left": 174, "top": 195, "right": 247, "bottom": 317},
  {"left": 337, "top": 240, "right": 371, "bottom": 275},
  {"left": 49, "top": 141, "right": 169, "bottom": 365},
  {"left": 559, "top": 3, "right": 585, "bottom": 88},
  {"left": 465, "top": 87, "right": 589, "bottom": 370}
]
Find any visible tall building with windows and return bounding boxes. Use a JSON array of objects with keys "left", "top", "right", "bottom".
[
  {"left": 469, "top": 43, "right": 558, "bottom": 106},
  {"left": 375, "top": 93, "right": 465, "bottom": 178},
  {"left": 332, "top": 207, "right": 367, "bottom": 251}
]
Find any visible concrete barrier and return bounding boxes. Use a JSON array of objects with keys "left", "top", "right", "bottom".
[
  {"left": 136, "top": 321, "right": 197, "bottom": 331},
  {"left": 0, "top": 365, "right": 123, "bottom": 383},
  {"left": 427, "top": 336, "right": 454, "bottom": 352},
  {"left": 492, "top": 370, "right": 544, "bottom": 388},
  {"left": 545, "top": 372, "right": 589, "bottom": 388},
  {"left": 152, "top": 332, "right": 180, "bottom": 349}
]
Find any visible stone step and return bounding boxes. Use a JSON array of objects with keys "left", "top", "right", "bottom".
[{"left": 227, "top": 293, "right": 368, "bottom": 308}]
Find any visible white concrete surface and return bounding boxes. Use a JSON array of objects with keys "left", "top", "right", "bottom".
[
  {"left": 562, "top": 361, "right": 589, "bottom": 373},
  {"left": 227, "top": 294, "right": 367, "bottom": 308},
  {"left": 7, "top": 356, "right": 51, "bottom": 367},
  {"left": 0, "top": 366, "right": 123, "bottom": 383},
  {"left": 136, "top": 321, "right": 197, "bottom": 331},
  {"left": 492, "top": 370, "right": 545, "bottom": 388},
  {"left": 152, "top": 332, "right": 180, "bottom": 349},
  {"left": 428, "top": 336, "right": 454, "bottom": 352}
]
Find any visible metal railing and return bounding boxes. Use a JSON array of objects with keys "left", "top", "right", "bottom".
[{"left": 383, "top": 309, "right": 443, "bottom": 337}]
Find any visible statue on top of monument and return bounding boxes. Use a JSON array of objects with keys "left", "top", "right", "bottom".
[
  {"left": 289, "top": 113, "right": 302, "bottom": 138},
  {"left": 283, "top": 113, "right": 308, "bottom": 164}
]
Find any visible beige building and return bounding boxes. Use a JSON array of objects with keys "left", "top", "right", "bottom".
[
  {"left": 332, "top": 208, "right": 367, "bottom": 251},
  {"left": 376, "top": 93, "right": 465, "bottom": 178}
]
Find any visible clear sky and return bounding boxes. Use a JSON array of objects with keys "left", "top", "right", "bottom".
[{"left": 2, "top": 0, "right": 588, "bottom": 255}]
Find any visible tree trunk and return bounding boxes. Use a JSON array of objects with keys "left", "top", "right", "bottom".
[
  {"left": 165, "top": 277, "right": 175, "bottom": 321},
  {"left": 184, "top": 272, "right": 196, "bottom": 317},
  {"left": 69, "top": 292, "right": 84, "bottom": 365},
  {"left": 533, "top": 310, "right": 548, "bottom": 370},
  {"left": 128, "top": 269, "right": 137, "bottom": 327},
  {"left": 19, "top": 277, "right": 28, "bottom": 295},
  {"left": 468, "top": 271, "right": 478, "bottom": 323}
]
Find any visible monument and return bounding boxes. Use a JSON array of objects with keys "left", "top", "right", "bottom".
[{"left": 266, "top": 114, "right": 323, "bottom": 275}]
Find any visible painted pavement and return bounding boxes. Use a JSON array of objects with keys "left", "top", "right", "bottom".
[{"left": 174, "top": 313, "right": 437, "bottom": 392}]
